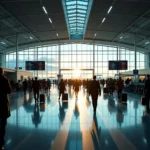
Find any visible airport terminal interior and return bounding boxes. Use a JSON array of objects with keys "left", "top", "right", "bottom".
[{"left": 0, "top": 0, "right": 150, "bottom": 150}]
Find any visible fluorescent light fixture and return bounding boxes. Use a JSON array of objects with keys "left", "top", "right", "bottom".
[
  {"left": 107, "top": 6, "right": 113, "bottom": 14},
  {"left": 120, "top": 36, "right": 123, "bottom": 39},
  {"left": 30, "top": 37, "right": 33, "bottom": 39},
  {"left": 102, "top": 18, "right": 106, "bottom": 23},
  {"left": 49, "top": 18, "right": 52, "bottom": 23},
  {"left": 145, "top": 41, "right": 149, "bottom": 44},
  {"left": 42, "top": 6, "right": 48, "bottom": 14},
  {"left": 1, "top": 42, "right": 6, "bottom": 45},
  {"left": 94, "top": 33, "right": 97, "bottom": 37},
  {"left": 56, "top": 33, "right": 59, "bottom": 36}
]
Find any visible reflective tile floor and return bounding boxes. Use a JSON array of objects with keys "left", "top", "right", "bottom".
[{"left": 4, "top": 86, "right": 150, "bottom": 150}]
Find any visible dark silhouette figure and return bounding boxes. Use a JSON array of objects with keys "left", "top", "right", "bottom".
[
  {"left": 89, "top": 75, "right": 101, "bottom": 113},
  {"left": 144, "top": 74, "right": 150, "bottom": 112},
  {"left": 23, "top": 79, "right": 28, "bottom": 95},
  {"left": 116, "top": 77, "right": 124, "bottom": 99},
  {"left": 0, "top": 68, "right": 12, "bottom": 149},
  {"left": 58, "top": 79, "right": 66, "bottom": 100},
  {"left": 32, "top": 104, "right": 42, "bottom": 128},
  {"left": 73, "top": 80, "right": 80, "bottom": 99},
  {"left": 32, "top": 77, "right": 40, "bottom": 103}
]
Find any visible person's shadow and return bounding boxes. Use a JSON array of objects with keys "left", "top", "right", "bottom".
[
  {"left": 74, "top": 101, "right": 80, "bottom": 119},
  {"left": 58, "top": 102, "right": 66, "bottom": 124},
  {"left": 32, "top": 104, "right": 42, "bottom": 128},
  {"left": 91, "top": 114, "right": 101, "bottom": 149},
  {"left": 47, "top": 93, "right": 51, "bottom": 104}
]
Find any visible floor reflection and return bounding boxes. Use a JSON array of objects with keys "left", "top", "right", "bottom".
[{"left": 4, "top": 87, "right": 150, "bottom": 150}]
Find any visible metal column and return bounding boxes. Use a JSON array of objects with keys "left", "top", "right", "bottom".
[
  {"left": 16, "top": 34, "right": 18, "bottom": 81},
  {"left": 93, "top": 42, "right": 95, "bottom": 76},
  {"left": 58, "top": 43, "right": 61, "bottom": 75},
  {"left": 134, "top": 35, "right": 137, "bottom": 70},
  {"left": 117, "top": 47, "right": 119, "bottom": 76}
]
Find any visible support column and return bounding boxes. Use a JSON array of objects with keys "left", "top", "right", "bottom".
[
  {"left": 117, "top": 47, "right": 119, "bottom": 76},
  {"left": 58, "top": 43, "right": 61, "bottom": 75},
  {"left": 134, "top": 35, "right": 137, "bottom": 70},
  {"left": 57, "top": 43, "right": 62, "bottom": 83},
  {"left": 16, "top": 34, "right": 18, "bottom": 81},
  {"left": 93, "top": 42, "right": 95, "bottom": 76}
]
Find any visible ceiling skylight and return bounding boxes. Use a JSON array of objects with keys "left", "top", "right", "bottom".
[{"left": 62, "top": 0, "right": 93, "bottom": 40}]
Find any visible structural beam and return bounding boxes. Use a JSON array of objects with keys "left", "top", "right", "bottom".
[{"left": 112, "top": 9, "right": 150, "bottom": 42}]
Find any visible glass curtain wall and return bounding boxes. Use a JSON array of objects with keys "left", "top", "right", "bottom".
[{"left": 5, "top": 43, "right": 145, "bottom": 79}]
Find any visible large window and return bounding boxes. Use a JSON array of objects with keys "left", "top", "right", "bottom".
[{"left": 6, "top": 43, "right": 146, "bottom": 79}]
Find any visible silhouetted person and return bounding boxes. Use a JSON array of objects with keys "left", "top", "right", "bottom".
[
  {"left": 32, "top": 77, "right": 40, "bottom": 103},
  {"left": 23, "top": 79, "right": 28, "bottom": 95},
  {"left": 116, "top": 77, "right": 124, "bottom": 99},
  {"left": 0, "top": 68, "right": 12, "bottom": 149},
  {"left": 89, "top": 75, "right": 101, "bottom": 113},
  {"left": 144, "top": 74, "right": 150, "bottom": 112},
  {"left": 58, "top": 79, "right": 66, "bottom": 100},
  {"left": 73, "top": 80, "right": 80, "bottom": 99}
]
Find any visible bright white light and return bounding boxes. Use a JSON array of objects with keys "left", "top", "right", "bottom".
[
  {"left": 30, "top": 37, "right": 33, "bottom": 39},
  {"left": 145, "top": 41, "right": 149, "bottom": 44},
  {"left": 120, "top": 36, "right": 123, "bottom": 39},
  {"left": 1, "top": 42, "right": 5, "bottom": 45},
  {"left": 73, "top": 69, "right": 81, "bottom": 78},
  {"left": 56, "top": 33, "right": 59, "bottom": 36},
  {"left": 42, "top": 6, "right": 48, "bottom": 14},
  {"left": 102, "top": 18, "right": 106, "bottom": 23},
  {"left": 49, "top": 18, "right": 52, "bottom": 23},
  {"left": 107, "top": 6, "right": 113, "bottom": 14},
  {"left": 94, "top": 33, "right": 97, "bottom": 37}
]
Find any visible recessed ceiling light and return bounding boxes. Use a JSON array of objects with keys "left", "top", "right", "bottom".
[
  {"left": 1, "top": 42, "right": 6, "bottom": 45},
  {"left": 56, "top": 33, "right": 59, "bottom": 36},
  {"left": 30, "top": 37, "right": 33, "bottom": 39},
  {"left": 49, "top": 18, "right": 52, "bottom": 23},
  {"left": 102, "top": 18, "right": 106, "bottom": 23},
  {"left": 42, "top": 6, "right": 48, "bottom": 14},
  {"left": 107, "top": 6, "right": 113, "bottom": 14},
  {"left": 94, "top": 33, "right": 97, "bottom": 37},
  {"left": 120, "top": 36, "right": 123, "bottom": 39}
]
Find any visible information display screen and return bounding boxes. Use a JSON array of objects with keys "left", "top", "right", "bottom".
[
  {"left": 109, "top": 61, "right": 128, "bottom": 70},
  {"left": 26, "top": 61, "right": 45, "bottom": 70}
]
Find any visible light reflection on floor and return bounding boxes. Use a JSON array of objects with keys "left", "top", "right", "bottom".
[{"left": 4, "top": 86, "right": 150, "bottom": 150}]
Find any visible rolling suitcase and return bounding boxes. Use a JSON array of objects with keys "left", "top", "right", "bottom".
[
  {"left": 121, "top": 93, "right": 127, "bottom": 103},
  {"left": 104, "top": 88, "right": 108, "bottom": 94},
  {"left": 141, "top": 96, "right": 147, "bottom": 105},
  {"left": 40, "top": 94, "right": 46, "bottom": 103},
  {"left": 62, "top": 93, "right": 68, "bottom": 101}
]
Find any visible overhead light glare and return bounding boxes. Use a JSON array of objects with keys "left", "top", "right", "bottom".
[
  {"left": 1, "top": 42, "right": 6, "bottom": 45},
  {"left": 42, "top": 6, "right": 48, "bottom": 14},
  {"left": 102, "top": 18, "right": 106, "bottom": 23},
  {"left": 145, "top": 41, "right": 149, "bottom": 44},
  {"left": 94, "top": 33, "right": 97, "bottom": 37},
  {"left": 30, "top": 37, "right": 33, "bottom": 39},
  {"left": 49, "top": 18, "right": 52, "bottom": 23},
  {"left": 56, "top": 33, "right": 59, "bottom": 36},
  {"left": 120, "top": 36, "right": 123, "bottom": 39},
  {"left": 107, "top": 6, "right": 113, "bottom": 14}
]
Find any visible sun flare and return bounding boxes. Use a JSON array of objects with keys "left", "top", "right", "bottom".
[{"left": 73, "top": 69, "right": 81, "bottom": 78}]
